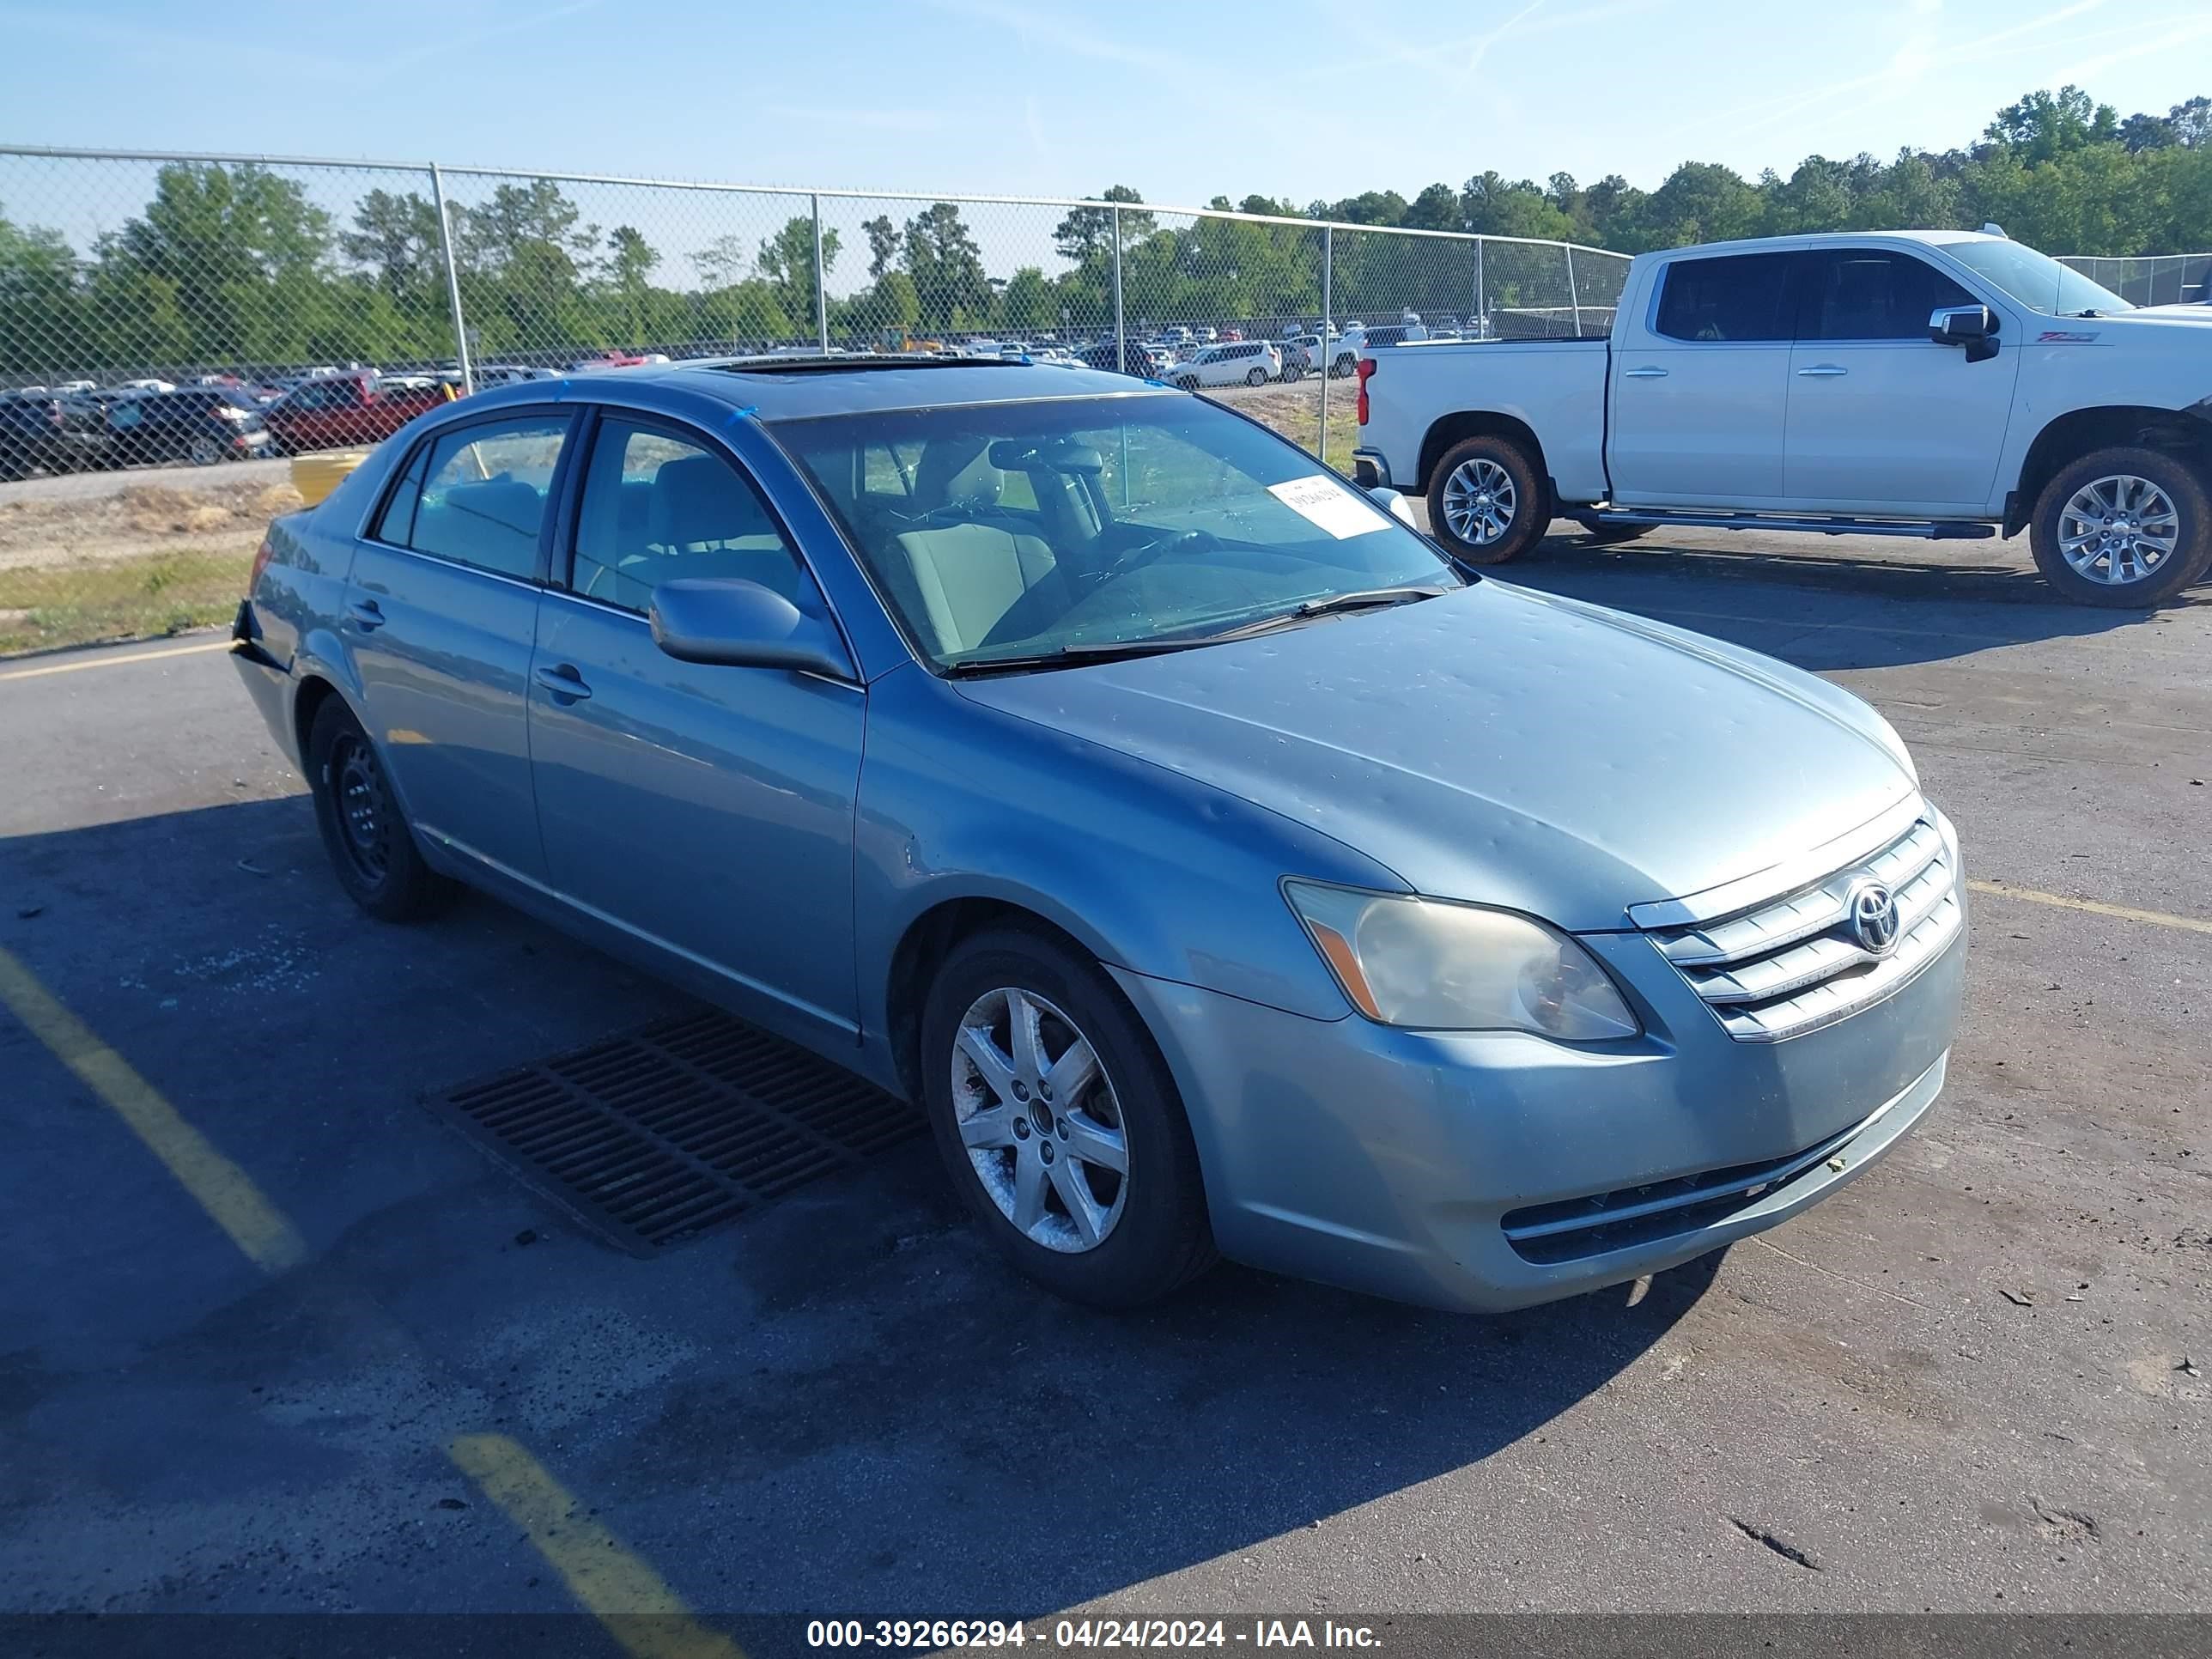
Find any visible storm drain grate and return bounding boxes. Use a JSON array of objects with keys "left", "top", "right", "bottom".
[{"left": 427, "top": 1007, "right": 922, "bottom": 1254}]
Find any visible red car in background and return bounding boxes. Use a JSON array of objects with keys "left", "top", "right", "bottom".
[{"left": 260, "top": 372, "right": 455, "bottom": 455}]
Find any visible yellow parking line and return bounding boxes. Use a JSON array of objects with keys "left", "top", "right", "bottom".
[
  {"left": 1967, "top": 878, "right": 2212, "bottom": 937},
  {"left": 449, "top": 1434, "right": 744, "bottom": 1659},
  {"left": 0, "top": 638, "right": 232, "bottom": 682},
  {"left": 0, "top": 945, "right": 307, "bottom": 1273}
]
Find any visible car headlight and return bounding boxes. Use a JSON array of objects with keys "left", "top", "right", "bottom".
[{"left": 1283, "top": 881, "right": 1640, "bottom": 1040}]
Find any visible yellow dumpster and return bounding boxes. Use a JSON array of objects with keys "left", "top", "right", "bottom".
[{"left": 289, "top": 449, "right": 370, "bottom": 507}]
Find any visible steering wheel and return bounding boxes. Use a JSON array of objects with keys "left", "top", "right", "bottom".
[{"left": 1094, "top": 524, "right": 1218, "bottom": 582}]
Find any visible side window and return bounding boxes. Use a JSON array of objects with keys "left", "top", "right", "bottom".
[
  {"left": 1653, "top": 253, "right": 1795, "bottom": 342},
  {"left": 400, "top": 415, "right": 569, "bottom": 580},
  {"left": 1796, "top": 251, "right": 1980, "bottom": 342},
  {"left": 374, "top": 442, "right": 431, "bottom": 545},
  {"left": 569, "top": 418, "right": 811, "bottom": 615}
]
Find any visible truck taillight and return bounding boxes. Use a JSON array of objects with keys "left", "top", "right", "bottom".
[
  {"left": 1355, "top": 356, "right": 1376, "bottom": 424},
  {"left": 248, "top": 538, "right": 275, "bottom": 593}
]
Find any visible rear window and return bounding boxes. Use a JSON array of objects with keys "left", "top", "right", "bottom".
[{"left": 1653, "top": 253, "right": 1794, "bottom": 342}]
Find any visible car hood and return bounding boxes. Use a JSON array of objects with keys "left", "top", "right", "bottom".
[{"left": 953, "top": 581, "right": 1916, "bottom": 932}]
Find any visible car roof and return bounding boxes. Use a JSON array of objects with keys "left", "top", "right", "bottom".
[
  {"left": 1646, "top": 229, "right": 2006, "bottom": 259},
  {"left": 456, "top": 356, "right": 1164, "bottom": 422}
]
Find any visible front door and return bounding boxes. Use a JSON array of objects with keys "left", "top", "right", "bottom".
[
  {"left": 344, "top": 408, "right": 574, "bottom": 882},
  {"left": 527, "top": 413, "right": 866, "bottom": 1039},
  {"left": 1607, "top": 250, "right": 1796, "bottom": 506},
  {"left": 1783, "top": 248, "right": 2022, "bottom": 514}
]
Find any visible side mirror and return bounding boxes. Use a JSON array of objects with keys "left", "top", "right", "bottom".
[
  {"left": 1929, "top": 304, "right": 2001, "bottom": 362},
  {"left": 649, "top": 578, "right": 855, "bottom": 681},
  {"left": 1368, "top": 485, "right": 1418, "bottom": 526}
]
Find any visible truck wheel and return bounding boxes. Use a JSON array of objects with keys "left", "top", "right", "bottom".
[
  {"left": 2029, "top": 447, "right": 2212, "bottom": 607},
  {"left": 1428, "top": 436, "right": 1547, "bottom": 564},
  {"left": 1280, "top": 362, "right": 1303, "bottom": 384},
  {"left": 1245, "top": 366, "right": 1267, "bottom": 386}
]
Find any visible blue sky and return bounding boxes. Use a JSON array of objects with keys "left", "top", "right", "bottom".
[{"left": 3, "top": 0, "right": 2209, "bottom": 210}]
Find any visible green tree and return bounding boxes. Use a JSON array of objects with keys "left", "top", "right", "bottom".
[
  {"left": 1053, "top": 185, "right": 1152, "bottom": 262},
  {"left": 998, "top": 265, "right": 1054, "bottom": 331},
  {"left": 602, "top": 225, "right": 658, "bottom": 343},
  {"left": 342, "top": 189, "right": 443, "bottom": 301},
  {"left": 1985, "top": 86, "right": 2120, "bottom": 164},
  {"left": 756, "top": 215, "right": 838, "bottom": 331},
  {"left": 903, "top": 202, "right": 991, "bottom": 328},
  {"left": 861, "top": 215, "right": 902, "bottom": 280}
]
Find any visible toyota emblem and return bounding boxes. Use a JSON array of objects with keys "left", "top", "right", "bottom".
[{"left": 1846, "top": 879, "right": 1901, "bottom": 957}]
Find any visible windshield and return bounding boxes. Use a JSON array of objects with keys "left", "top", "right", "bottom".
[
  {"left": 1941, "top": 239, "right": 2133, "bottom": 317},
  {"left": 774, "top": 393, "right": 1462, "bottom": 671}
]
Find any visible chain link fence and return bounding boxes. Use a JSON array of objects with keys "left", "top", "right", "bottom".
[
  {"left": 0, "top": 143, "right": 1628, "bottom": 655},
  {"left": 2054, "top": 252, "right": 2211, "bottom": 307}
]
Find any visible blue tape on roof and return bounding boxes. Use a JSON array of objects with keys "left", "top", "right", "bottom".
[{"left": 726, "top": 405, "right": 758, "bottom": 424}]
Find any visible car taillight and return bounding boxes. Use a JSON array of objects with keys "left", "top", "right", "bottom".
[
  {"left": 247, "top": 538, "right": 275, "bottom": 594},
  {"left": 1355, "top": 356, "right": 1376, "bottom": 424}
]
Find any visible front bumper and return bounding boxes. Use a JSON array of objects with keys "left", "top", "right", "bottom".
[{"left": 1109, "top": 908, "right": 1964, "bottom": 1314}]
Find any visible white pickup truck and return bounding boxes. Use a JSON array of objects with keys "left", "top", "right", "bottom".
[{"left": 1352, "top": 230, "right": 2212, "bottom": 606}]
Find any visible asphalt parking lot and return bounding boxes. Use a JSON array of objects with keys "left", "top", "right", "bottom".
[{"left": 3, "top": 526, "right": 2207, "bottom": 1646}]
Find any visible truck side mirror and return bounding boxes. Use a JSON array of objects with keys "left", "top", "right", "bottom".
[{"left": 1929, "top": 305, "right": 2000, "bottom": 363}]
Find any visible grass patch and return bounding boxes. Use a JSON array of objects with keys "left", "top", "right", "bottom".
[{"left": 0, "top": 547, "right": 250, "bottom": 658}]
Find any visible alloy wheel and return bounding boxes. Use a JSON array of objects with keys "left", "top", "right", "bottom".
[
  {"left": 1442, "top": 457, "right": 1518, "bottom": 547},
  {"left": 951, "top": 987, "right": 1128, "bottom": 1253},
  {"left": 2058, "top": 473, "right": 2181, "bottom": 586}
]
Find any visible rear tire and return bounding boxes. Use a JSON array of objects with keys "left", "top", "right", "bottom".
[
  {"left": 2029, "top": 447, "right": 2212, "bottom": 608},
  {"left": 920, "top": 927, "right": 1217, "bottom": 1309},
  {"left": 187, "top": 434, "right": 223, "bottom": 466},
  {"left": 1426, "top": 434, "right": 1547, "bottom": 565},
  {"left": 1245, "top": 367, "right": 1267, "bottom": 386},
  {"left": 1280, "top": 362, "right": 1303, "bottom": 384},
  {"left": 306, "top": 696, "right": 454, "bottom": 921}
]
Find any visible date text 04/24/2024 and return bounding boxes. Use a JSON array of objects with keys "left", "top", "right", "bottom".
[{"left": 805, "top": 1620, "right": 1384, "bottom": 1649}]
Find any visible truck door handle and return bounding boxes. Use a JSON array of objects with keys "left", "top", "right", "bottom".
[
  {"left": 1621, "top": 367, "right": 1668, "bottom": 379},
  {"left": 346, "top": 599, "right": 385, "bottom": 631},
  {"left": 535, "top": 663, "right": 592, "bottom": 702},
  {"left": 1796, "top": 365, "right": 1849, "bottom": 377}
]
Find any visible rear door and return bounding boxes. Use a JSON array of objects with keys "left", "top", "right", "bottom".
[
  {"left": 1607, "top": 251, "right": 1795, "bottom": 506},
  {"left": 344, "top": 408, "right": 574, "bottom": 883},
  {"left": 528, "top": 410, "right": 865, "bottom": 1039},
  {"left": 1783, "top": 247, "right": 2021, "bottom": 513}
]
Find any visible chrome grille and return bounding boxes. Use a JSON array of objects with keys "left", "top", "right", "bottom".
[{"left": 1647, "top": 814, "right": 1961, "bottom": 1043}]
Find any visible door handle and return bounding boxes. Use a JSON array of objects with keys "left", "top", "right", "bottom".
[
  {"left": 346, "top": 599, "right": 385, "bottom": 630},
  {"left": 1796, "top": 365, "right": 1849, "bottom": 377},
  {"left": 534, "top": 663, "right": 592, "bottom": 702},
  {"left": 1621, "top": 366, "right": 1668, "bottom": 379}
]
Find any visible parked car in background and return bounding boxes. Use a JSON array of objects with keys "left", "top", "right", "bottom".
[
  {"left": 0, "top": 390, "right": 106, "bottom": 478},
  {"left": 103, "top": 386, "right": 272, "bottom": 467},
  {"left": 1077, "top": 338, "right": 1164, "bottom": 379},
  {"left": 262, "top": 372, "right": 453, "bottom": 456},
  {"left": 234, "top": 356, "right": 1963, "bottom": 1315},
  {"left": 1354, "top": 229, "right": 2212, "bottom": 606},
  {"left": 1165, "top": 340, "right": 1282, "bottom": 389},
  {"left": 469, "top": 364, "right": 559, "bottom": 389},
  {"left": 1355, "top": 323, "right": 1429, "bottom": 354}
]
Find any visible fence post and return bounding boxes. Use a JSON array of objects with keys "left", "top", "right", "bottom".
[
  {"left": 1318, "top": 226, "right": 1332, "bottom": 465},
  {"left": 1474, "top": 237, "right": 1486, "bottom": 338},
  {"left": 811, "top": 193, "right": 830, "bottom": 351},
  {"left": 1565, "top": 245, "right": 1582, "bottom": 338},
  {"left": 428, "top": 162, "right": 473, "bottom": 395},
  {"left": 1110, "top": 203, "right": 1126, "bottom": 365}
]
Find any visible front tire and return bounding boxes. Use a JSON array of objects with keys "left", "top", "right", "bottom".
[
  {"left": 1174, "top": 374, "right": 1199, "bottom": 392},
  {"left": 1426, "top": 434, "right": 1547, "bottom": 565},
  {"left": 307, "top": 696, "right": 454, "bottom": 921},
  {"left": 2029, "top": 447, "right": 2212, "bottom": 607},
  {"left": 920, "top": 927, "right": 1216, "bottom": 1309}
]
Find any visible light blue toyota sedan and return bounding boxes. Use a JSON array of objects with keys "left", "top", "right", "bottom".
[{"left": 233, "top": 357, "right": 1965, "bottom": 1313}]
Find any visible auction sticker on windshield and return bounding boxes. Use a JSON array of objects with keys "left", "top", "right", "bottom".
[{"left": 1268, "top": 475, "right": 1389, "bottom": 538}]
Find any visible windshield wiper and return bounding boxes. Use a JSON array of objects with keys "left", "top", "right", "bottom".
[
  {"left": 942, "top": 637, "right": 1217, "bottom": 677},
  {"left": 941, "top": 586, "right": 1455, "bottom": 677}
]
